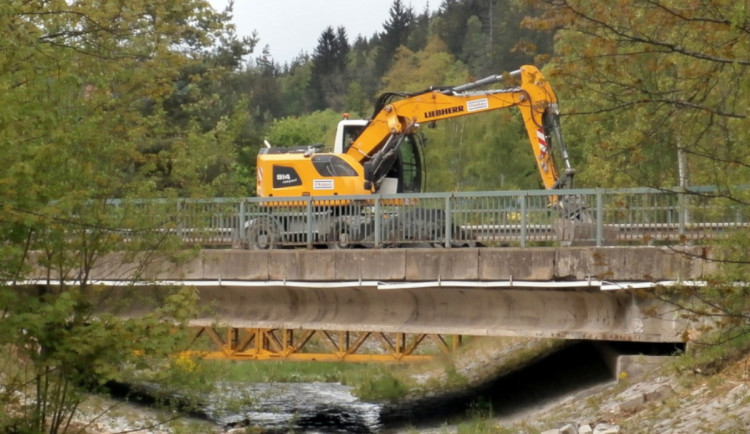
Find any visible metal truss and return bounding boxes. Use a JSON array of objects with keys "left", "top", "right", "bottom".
[{"left": 188, "top": 326, "right": 463, "bottom": 362}]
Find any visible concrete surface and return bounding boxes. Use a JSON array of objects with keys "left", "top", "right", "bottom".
[
  {"left": 30, "top": 246, "right": 713, "bottom": 342},
  {"left": 90, "top": 283, "right": 686, "bottom": 342},
  {"left": 88, "top": 246, "right": 714, "bottom": 282}
]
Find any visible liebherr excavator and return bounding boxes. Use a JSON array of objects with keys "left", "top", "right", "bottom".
[{"left": 249, "top": 65, "right": 587, "bottom": 248}]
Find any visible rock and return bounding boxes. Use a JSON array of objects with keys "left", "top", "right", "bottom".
[
  {"left": 593, "top": 423, "right": 620, "bottom": 434},
  {"left": 560, "top": 423, "right": 578, "bottom": 434},
  {"left": 613, "top": 381, "right": 675, "bottom": 414},
  {"left": 644, "top": 383, "right": 674, "bottom": 402},
  {"left": 578, "top": 424, "right": 593, "bottom": 434},
  {"left": 618, "top": 393, "right": 646, "bottom": 413},
  {"left": 542, "top": 422, "right": 578, "bottom": 434}
]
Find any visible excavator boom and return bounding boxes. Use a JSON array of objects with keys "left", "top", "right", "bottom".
[{"left": 346, "top": 65, "right": 573, "bottom": 191}]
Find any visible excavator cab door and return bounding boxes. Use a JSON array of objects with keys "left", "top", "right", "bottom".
[
  {"left": 379, "top": 133, "right": 425, "bottom": 193},
  {"left": 397, "top": 133, "right": 425, "bottom": 193}
]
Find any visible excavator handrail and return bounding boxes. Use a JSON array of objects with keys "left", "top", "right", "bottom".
[{"left": 449, "top": 68, "right": 521, "bottom": 93}]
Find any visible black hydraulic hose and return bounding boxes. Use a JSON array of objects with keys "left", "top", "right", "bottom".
[{"left": 371, "top": 85, "right": 456, "bottom": 119}]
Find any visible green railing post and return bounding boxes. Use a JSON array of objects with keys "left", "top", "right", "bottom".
[
  {"left": 596, "top": 190, "right": 604, "bottom": 247},
  {"left": 445, "top": 195, "right": 452, "bottom": 248},
  {"left": 520, "top": 193, "right": 527, "bottom": 248},
  {"left": 678, "top": 188, "right": 687, "bottom": 237},
  {"left": 306, "top": 197, "right": 313, "bottom": 249},
  {"left": 239, "top": 200, "right": 246, "bottom": 246},
  {"left": 374, "top": 197, "right": 381, "bottom": 247},
  {"left": 177, "top": 200, "right": 185, "bottom": 239}
]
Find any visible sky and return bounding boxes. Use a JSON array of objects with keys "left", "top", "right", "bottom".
[{"left": 210, "top": 1, "right": 439, "bottom": 64}]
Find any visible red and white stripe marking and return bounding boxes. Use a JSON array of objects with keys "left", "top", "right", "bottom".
[{"left": 537, "top": 129, "right": 548, "bottom": 158}]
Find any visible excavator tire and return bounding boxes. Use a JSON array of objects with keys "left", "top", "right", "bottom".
[
  {"left": 245, "top": 216, "right": 281, "bottom": 250},
  {"left": 330, "top": 221, "right": 354, "bottom": 249}
]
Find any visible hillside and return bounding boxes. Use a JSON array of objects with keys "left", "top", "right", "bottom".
[
  {"left": 46, "top": 339, "right": 750, "bottom": 433},
  {"left": 388, "top": 340, "right": 750, "bottom": 433}
]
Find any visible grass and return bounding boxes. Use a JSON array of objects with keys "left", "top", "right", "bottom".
[
  {"left": 203, "top": 359, "right": 418, "bottom": 401},
  {"left": 205, "top": 359, "right": 383, "bottom": 383},
  {"left": 197, "top": 336, "right": 568, "bottom": 404}
]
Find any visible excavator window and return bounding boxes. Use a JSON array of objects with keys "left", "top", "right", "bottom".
[
  {"left": 399, "top": 136, "right": 422, "bottom": 192},
  {"left": 311, "top": 155, "right": 358, "bottom": 177},
  {"left": 342, "top": 126, "right": 366, "bottom": 153}
]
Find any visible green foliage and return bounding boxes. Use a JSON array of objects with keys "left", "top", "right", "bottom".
[
  {"left": 266, "top": 110, "right": 344, "bottom": 149},
  {"left": 351, "top": 366, "right": 410, "bottom": 402},
  {"left": 0, "top": 285, "right": 202, "bottom": 432},
  {"left": 375, "top": 0, "right": 418, "bottom": 77},
  {"left": 0, "top": 1, "right": 240, "bottom": 431},
  {"left": 423, "top": 111, "right": 544, "bottom": 192},
  {"left": 310, "top": 26, "right": 351, "bottom": 111},
  {"left": 381, "top": 36, "right": 469, "bottom": 92},
  {"left": 532, "top": 0, "right": 750, "bottom": 364},
  {"left": 435, "top": 0, "right": 552, "bottom": 75},
  {"left": 528, "top": 0, "right": 750, "bottom": 189},
  {"left": 278, "top": 61, "right": 315, "bottom": 116},
  {"left": 672, "top": 331, "right": 750, "bottom": 377},
  {"left": 210, "top": 360, "right": 371, "bottom": 384}
]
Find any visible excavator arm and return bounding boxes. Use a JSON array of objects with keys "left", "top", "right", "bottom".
[
  {"left": 250, "top": 65, "right": 589, "bottom": 249},
  {"left": 347, "top": 65, "right": 575, "bottom": 192}
]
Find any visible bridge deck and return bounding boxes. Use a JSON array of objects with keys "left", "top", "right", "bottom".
[{"left": 24, "top": 246, "right": 713, "bottom": 360}]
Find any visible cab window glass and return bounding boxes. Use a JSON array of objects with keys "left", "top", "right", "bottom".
[{"left": 312, "top": 155, "right": 358, "bottom": 177}]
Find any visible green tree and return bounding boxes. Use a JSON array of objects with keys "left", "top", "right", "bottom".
[
  {"left": 376, "top": 0, "right": 417, "bottom": 76},
  {"left": 345, "top": 36, "right": 382, "bottom": 115},
  {"left": 279, "top": 56, "right": 315, "bottom": 116},
  {"left": 0, "top": 0, "right": 238, "bottom": 430},
  {"left": 310, "top": 26, "right": 351, "bottom": 111},
  {"left": 525, "top": 0, "right": 750, "bottom": 352},
  {"left": 380, "top": 36, "right": 469, "bottom": 92},
  {"left": 462, "top": 15, "right": 490, "bottom": 74},
  {"left": 266, "top": 110, "right": 344, "bottom": 150},
  {"left": 526, "top": 0, "right": 750, "bottom": 190}
]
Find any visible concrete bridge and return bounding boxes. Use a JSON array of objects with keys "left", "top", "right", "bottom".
[{"left": 71, "top": 245, "right": 716, "bottom": 360}]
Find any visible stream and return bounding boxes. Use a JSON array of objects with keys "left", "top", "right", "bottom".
[
  {"left": 205, "top": 382, "right": 382, "bottom": 433},
  {"left": 109, "top": 341, "right": 677, "bottom": 432}
]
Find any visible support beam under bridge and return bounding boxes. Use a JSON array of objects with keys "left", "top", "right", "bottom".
[
  {"left": 92, "top": 282, "right": 689, "bottom": 344},
  {"left": 189, "top": 327, "right": 462, "bottom": 362}
]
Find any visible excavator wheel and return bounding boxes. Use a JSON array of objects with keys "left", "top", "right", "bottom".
[
  {"left": 330, "top": 217, "right": 368, "bottom": 249},
  {"left": 330, "top": 223, "right": 353, "bottom": 249},
  {"left": 245, "top": 216, "right": 280, "bottom": 250},
  {"left": 327, "top": 215, "right": 371, "bottom": 249}
]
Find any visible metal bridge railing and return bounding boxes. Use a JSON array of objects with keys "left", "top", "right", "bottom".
[{"left": 106, "top": 186, "right": 749, "bottom": 248}]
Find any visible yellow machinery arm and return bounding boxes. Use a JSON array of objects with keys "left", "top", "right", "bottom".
[
  {"left": 346, "top": 65, "right": 573, "bottom": 191},
  {"left": 255, "top": 64, "right": 575, "bottom": 202},
  {"left": 249, "top": 65, "right": 587, "bottom": 249}
]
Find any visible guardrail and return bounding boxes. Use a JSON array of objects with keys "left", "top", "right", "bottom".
[{"left": 104, "top": 186, "right": 748, "bottom": 248}]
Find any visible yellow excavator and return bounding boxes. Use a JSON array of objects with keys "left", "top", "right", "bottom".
[{"left": 250, "top": 65, "right": 585, "bottom": 248}]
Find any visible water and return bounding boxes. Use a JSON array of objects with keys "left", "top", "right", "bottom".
[{"left": 205, "top": 382, "right": 382, "bottom": 433}]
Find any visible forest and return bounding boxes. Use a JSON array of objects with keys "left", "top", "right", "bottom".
[
  {"left": 1, "top": 0, "right": 749, "bottom": 431},
  {"left": 3, "top": 0, "right": 748, "bottom": 201}
]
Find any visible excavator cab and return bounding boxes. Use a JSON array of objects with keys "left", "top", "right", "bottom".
[{"left": 337, "top": 120, "right": 425, "bottom": 194}]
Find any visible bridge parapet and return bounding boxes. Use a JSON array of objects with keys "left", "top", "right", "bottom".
[{"left": 102, "top": 246, "right": 713, "bottom": 283}]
